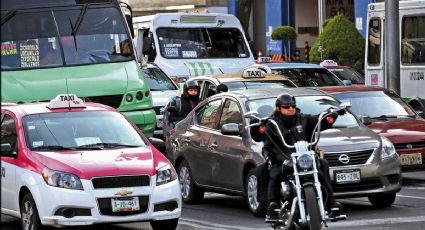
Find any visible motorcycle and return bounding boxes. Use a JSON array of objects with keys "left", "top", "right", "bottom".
[{"left": 246, "top": 103, "right": 349, "bottom": 230}]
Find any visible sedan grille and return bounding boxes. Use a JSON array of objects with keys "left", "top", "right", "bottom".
[
  {"left": 393, "top": 141, "right": 425, "bottom": 150},
  {"left": 92, "top": 175, "right": 150, "bottom": 189},
  {"left": 324, "top": 149, "right": 374, "bottom": 167},
  {"left": 85, "top": 95, "right": 123, "bottom": 109}
]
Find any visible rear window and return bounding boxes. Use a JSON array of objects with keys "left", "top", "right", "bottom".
[{"left": 271, "top": 68, "right": 343, "bottom": 87}]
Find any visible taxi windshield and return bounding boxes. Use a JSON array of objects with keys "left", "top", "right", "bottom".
[
  {"left": 23, "top": 111, "right": 147, "bottom": 150},
  {"left": 247, "top": 95, "right": 359, "bottom": 128}
]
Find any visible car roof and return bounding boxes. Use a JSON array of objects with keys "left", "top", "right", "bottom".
[
  {"left": 213, "top": 87, "right": 329, "bottom": 101},
  {"left": 324, "top": 65, "right": 351, "bottom": 69},
  {"left": 195, "top": 73, "right": 290, "bottom": 82},
  {"left": 260, "top": 62, "right": 325, "bottom": 69},
  {"left": 2, "top": 101, "right": 113, "bottom": 117},
  {"left": 319, "top": 85, "right": 387, "bottom": 94}
]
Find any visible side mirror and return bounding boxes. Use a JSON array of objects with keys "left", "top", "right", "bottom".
[
  {"left": 166, "top": 106, "right": 177, "bottom": 113},
  {"left": 342, "top": 80, "right": 352, "bottom": 86},
  {"left": 359, "top": 115, "right": 372, "bottom": 125},
  {"left": 1, "top": 143, "right": 16, "bottom": 158},
  {"left": 408, "top": 97, "right": 425, "bottom": 117},
  {"left": 148, "top": 137, "right": 166, "bottom": 153},
  {"left": 418, "top": 111, "right": 425, "bottom": 119},
  {"left": 244, "top": 111, "right": 259, "bottom": 119},
  {"left": 221, "top": 123, "right": 242, "bottom": 136}
]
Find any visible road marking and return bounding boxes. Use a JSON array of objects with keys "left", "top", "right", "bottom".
[
  {"left": 180, "top": 218, "right": 266, "bottom": 230},
  {"left": 397, "top": 194, "right": 425, "bottom": 200},
  {"left": 402, "top": 185, "right": 425, "bottom": 190},
  {"left": 329, "top": 216, "right": 425, "bottom": 227}
]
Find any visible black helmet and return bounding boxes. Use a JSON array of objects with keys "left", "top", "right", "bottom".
[
  {"left": 183, "top": 80, "right": 200, "bottom": 92},
  {"left": 276, "top": 93, "right": 296, "bottom": 107}
]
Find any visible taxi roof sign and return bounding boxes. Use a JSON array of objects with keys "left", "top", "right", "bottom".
[
  {"left": 320, "top": 60, "right": 338, "bottom": 67},
  {"left": 257, "top": 56, "right": 272, "bottom": 63},
  {"left": 242, "top": 67, "right": 266, "bottom": 79},
  {"left": 47, "top": 94, "right": 86, "bottom": 109}
]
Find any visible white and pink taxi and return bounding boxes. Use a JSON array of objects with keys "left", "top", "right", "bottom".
[{"left": 1, "top": 95, "right": 181, "bottom": 230}]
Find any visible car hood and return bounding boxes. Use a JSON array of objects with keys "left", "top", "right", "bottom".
[
  {"left": 318, "top": 127, "right": 380, "bottom": 152},
  {"left": 31, "top": 147, "right": 155, "bottom": 179},
  {"left": 367, "top": 118, "right": 425, "bottom": 144},
  {"left": 151, "top": 90, "right": 178, "bottom": 107}
]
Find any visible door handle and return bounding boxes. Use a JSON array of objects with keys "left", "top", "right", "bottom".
[{"left": 209, "top": 143, "right": 218, "bottom": 149}]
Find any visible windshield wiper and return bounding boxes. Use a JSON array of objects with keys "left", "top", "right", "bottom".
[
  {"left": 1, "top": 10, "right": 17, "bottom": 26},
  {"left": 71, "top": 4, "right": 88, "bottom": 36},
  {"left": 370, "top": 115, "right": 398, "bottom": 120},
  {"left": 31, "top": 145, "right": 74, "bottom": 151},
  {"left": 76, "top": 142, "right": 141, "bottom": 149}
]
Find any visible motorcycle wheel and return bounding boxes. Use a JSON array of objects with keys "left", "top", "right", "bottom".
[{"left": 304, "top": 186, "right": 322, "bottom": 230}]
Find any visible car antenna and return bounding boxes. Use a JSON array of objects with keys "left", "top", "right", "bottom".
[{"left": 218, "top": 67, "right": 224, "bottom": 74}]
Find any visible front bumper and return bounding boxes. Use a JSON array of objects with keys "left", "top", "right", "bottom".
[{"left": 34, "top": 177, "right": 181, "bottom": 226}]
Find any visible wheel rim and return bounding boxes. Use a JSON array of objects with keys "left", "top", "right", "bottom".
[
  {"left": 22, "top": 201, "right": 34, "bottom": 230},
  {"left": 179, "top": 166, "right": 191, "bottom": 199},
  {"left": 247, "top": 174, "right": 259, "bottom": 210}
]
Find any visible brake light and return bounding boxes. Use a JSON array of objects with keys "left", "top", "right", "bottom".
[{"left": 259, "top": 125, "right": 266, "bottom": 133}]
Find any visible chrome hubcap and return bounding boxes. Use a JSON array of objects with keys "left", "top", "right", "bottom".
[
  {"left": 22, "top": 201, "right": 34, "bottom": 230},
  {"left": 179, "top": 166, "right": 191, "bottom": 198},
  {"left": 247, "top": 174, "right": 259, "bottom": 210}
]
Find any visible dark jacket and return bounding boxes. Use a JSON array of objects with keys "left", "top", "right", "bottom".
[
  {"left": 169, "top": 95, "right": 199, "bottom": 123},
  {"left": 262, "top": 112, "right": 336, "bottom": 163}
]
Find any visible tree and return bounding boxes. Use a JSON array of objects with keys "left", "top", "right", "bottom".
[
  {"left": 310, "top": 14, "right": 365, "bottom": 72},
  {"left": 271, "top": 26, "right": 297, "bottom": 61}
]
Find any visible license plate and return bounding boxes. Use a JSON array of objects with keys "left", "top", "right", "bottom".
[
  {"left": 401, "top": 153, "right": 422, "bottom": 165},
  {"left": 156, "top": 118, "right": 163, "bottom": 128},
  {"left": 111, "top": 197, "right": 140, "bottom": 212},
  {"left": 335, "top": 169, "right": 361, "bottom": 184}
]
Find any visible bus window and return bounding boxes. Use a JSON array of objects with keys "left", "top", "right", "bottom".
[
  {"left": 401, "top": 15, "right": 425, "bottom": 65},
  {"left": 367, "top": 18, "right": 381, "bottom": 66}
]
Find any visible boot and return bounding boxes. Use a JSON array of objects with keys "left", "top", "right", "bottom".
[{"left": 267, "top": 201, "right": 280, "bottom": 220}]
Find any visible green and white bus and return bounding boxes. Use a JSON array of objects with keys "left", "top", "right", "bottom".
[{"left": 1, "top": 0, "right": 155, "bottom": 136}]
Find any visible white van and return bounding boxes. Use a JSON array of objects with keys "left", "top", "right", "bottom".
[{"left": 133, "top": 13, "right": 255, "bottom": 82}]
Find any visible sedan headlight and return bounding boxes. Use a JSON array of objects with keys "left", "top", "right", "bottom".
[
  {"left": 156, "top": 162, "right": 177, "bottom": 186},
  {"left": 42, "top": 167, "right": 83, "bottom": 190},
  {"left": 381, "top": 136, "right": 397, "bottom": 159},
  {"left": 296, "top": 154, "right": 314, "bottom": 170}
]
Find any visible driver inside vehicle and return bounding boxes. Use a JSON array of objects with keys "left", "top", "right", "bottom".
[{"left": 262, "top": 93, "right": 343, "bottom": 220}]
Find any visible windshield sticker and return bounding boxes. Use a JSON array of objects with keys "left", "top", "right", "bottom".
[
  {"left": 114, "top": 34, "right": 121, "bottom": 54},
  {"left": 187, "top": 62, "right": 214, "bottom": 76},
  {"left": 182, "top": 51, "right": 197, "bottom": 58},
  {"left": 20, "top": 40, "right": 40, "bottom": 67},
  {"left": 28, "top": 125, "right": 36, "bottom": 130},
  {"left": 33, "top": 141, "right": 44, "bottom": 148},
  {"left": 1, "top": 43, "right": 18, "bottom": 56},
  {"left": 75, "top": 137, "right": 102, "bottom": 146},
  {"left": 164, "top": 47, "right": 179, "bottom": 57}
]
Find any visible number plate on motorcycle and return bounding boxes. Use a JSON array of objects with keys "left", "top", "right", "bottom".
[{"left": 334, "top": 169, "right": 361, "bottom": 184}]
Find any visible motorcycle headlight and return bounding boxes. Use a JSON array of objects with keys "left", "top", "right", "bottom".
[
  {"left": 156, "top": 162, "right": 177, "bottom": 186},
  {"left": 296, "top": 154, "right": 313, "bottom": 170},
  {"left": 381, "top": 136, "right": 397, "bottom": 159},
  {"left": 42, "top": 167, "right": 83, "bottom": 190}
]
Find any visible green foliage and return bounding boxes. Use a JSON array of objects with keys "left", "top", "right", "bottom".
[
  {"left": 310, "top": 15, "right": 365, "bottom": 72},
  {"left": 271, "top": 26, "right": 297, "bottom": 41}
]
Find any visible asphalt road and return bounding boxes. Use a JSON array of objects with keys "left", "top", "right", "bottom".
[{"left": 2, "top": 176, "right": 425, "bottom": 230}]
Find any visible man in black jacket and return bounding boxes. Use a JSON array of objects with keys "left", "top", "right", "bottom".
[{"left": 263, "top": 93, "right": 340, "bottom": 219}]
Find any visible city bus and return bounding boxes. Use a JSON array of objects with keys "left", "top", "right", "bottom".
[
  {"left": 1, "top": 0, "right": 156, "bottom": 137},
  {"left": 132, "top": 13, "right": 255, "bottom": 83},
  {"left": 365, "top": 0, "right": 425, "bottom": 106}
]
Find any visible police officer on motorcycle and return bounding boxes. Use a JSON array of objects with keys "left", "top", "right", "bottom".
[{"left": 263, "top": 93, "right": 342, "bottom": 220}]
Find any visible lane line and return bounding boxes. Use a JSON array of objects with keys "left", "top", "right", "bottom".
[
  {"left": 397, "top": 194, "right": 425, "bottom": 200},
  {"left": 329, "top": 215, "right": 425, "bottom": 227}
]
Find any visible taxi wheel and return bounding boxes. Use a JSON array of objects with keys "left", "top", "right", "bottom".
[
  {"left": 246, "top": 168, "right": 266, "bottom": 216},
  {"left": 150, "top": 218, "right": 178, "bottom": 230},
  {"left": 178, "top": 160, "right": 204, "bottom": 204},
  {"left": 20, "top": 193, "right": 42, "bottom": 230},
  {"left": 368, "top": 193, "right": 396, "bottom": 208}
]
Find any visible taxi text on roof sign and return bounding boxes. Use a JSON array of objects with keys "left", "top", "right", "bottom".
[
  {"left": 257, "top": 56, "right": 272, "bottom": 63},
  {"left": 242, "top": 68, "right": 266, "bottom": 78},
  {"left": 320, "top": 60, "right": 338, "bottom": 67},
  {"left": 47, "top": 94, "right": 86, "bottom": 109}
]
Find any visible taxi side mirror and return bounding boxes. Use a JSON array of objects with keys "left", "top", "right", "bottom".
[
  {"left": 1, "top": 143, "right": 16, "bottom": 158},
  {"left": 359, "top": 115, "right": 372, "bottom": 125},
  {"left": 148, "top": 137, "right": 166, "bottom": 153},
  {"left": 221, "top": 123, "right": 242, "bottom": 136}
]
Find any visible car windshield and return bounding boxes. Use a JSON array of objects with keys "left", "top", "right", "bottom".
[
  {"left": 271, "top": 68, "right": 343, "bottom": 86},
  {"left": 23, "top": 111, "right": 147, "bottom": 150},
  {"left": 156, "top": 28, "right": 250, "bottom": 59},
  {"left": 1, "top": 6, "right": 133, "bottom": 70},
  {"left": 247, "top": 95, "right": 359, "bottom": 128},
  {"left": 143, "top": 68, "right": 178, "bottom": 91},
  {"left": 334, "top": 91, "right": 417, "bottom": 118},
  {"left": 329, "top": 68, "right": 364, "bottom": 84},
  {"left": 225, "top": 80, "right": 296, "bottom": 90}
]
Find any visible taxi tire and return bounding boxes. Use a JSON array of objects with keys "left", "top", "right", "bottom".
[
  {"left": 20, "top": 193, "right": 42, "bottom": 230},
  {"left": 246, "top": 168, "right": 267, "bottom": 216},
  {"left": 150, "top": 218, "right": 179, "bottom": 230},
  {"left": 178, "top": 160, "right": 204, "bottom": 204},
  {"left": 368, "top": 193, "right": 396, "bottom": 208}
]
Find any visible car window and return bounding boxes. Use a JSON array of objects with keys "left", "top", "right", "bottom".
[
  {"left": 225, "top": 81, "right": 294, "bottom": 90},
  {"left": 335, "top": 91, "right": 417, "bottom": 118},
  {"left": 203, "top": 81, "right": 217, "bottom": 100},
  {"left": 271, "top": 68, "right": 343, "bottom": 86},
  {"left": 22, "top": 111, "right": 147, "bottom": 150},
  {"left": 329, "top": 68, "right": 364, "bottom": 84},
  {"left": 1, "top": 114, "right": 18, "bottom": 153},
  {"left": 195, "top": 99, "right": 222, "bottom": 129},
  {"left": 143, "top": 68, "right": 177, "bottom": 91},
  {"left": 218, "top": 99, "right": 243, "bottom": 129}
]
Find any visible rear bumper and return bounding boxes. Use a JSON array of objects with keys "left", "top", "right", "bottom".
[{"left": 122, "top": 109, "right": 156, "bottom": 137}]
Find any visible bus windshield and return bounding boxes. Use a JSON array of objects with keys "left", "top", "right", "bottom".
[
  {"left": 156, "top": 28, "right": 250, "bottom": 59},
  {"left": 1, "top": 6, "right": 133, "bottom": 70}
]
